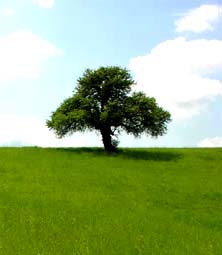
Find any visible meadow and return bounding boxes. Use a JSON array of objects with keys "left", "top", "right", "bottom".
[{"left": 0, "top": 147, "right": 222, "bottom": 254}]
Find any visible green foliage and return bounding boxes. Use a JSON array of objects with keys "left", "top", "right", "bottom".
[
  {"left": 47, "top": 66, "right": 171, "bottom": 151},
  {"left": 1, "top": 147, "right": 222, "bottom": 254}
]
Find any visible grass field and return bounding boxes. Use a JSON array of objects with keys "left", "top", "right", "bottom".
[{"left": 0, "top": 147, "right": 222, "bottom": 254}]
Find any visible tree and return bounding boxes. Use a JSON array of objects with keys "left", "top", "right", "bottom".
[{"left": 47, "top": 66, "right": 171, "bottom": 152}]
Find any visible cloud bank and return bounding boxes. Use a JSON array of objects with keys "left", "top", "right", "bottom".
[
  {"left": 129, "top": 37, "right": 222, "bottom": 121},
  {"left": 198, "top": 137, "right": 222, "bottom": 147},
  {"left": 0, "top": 115, "right": 101, "bottom": 147},
  {"left": 0, "top": 7, "right": 15, "bottom": 17},
  {"left": 0, "top": 30, "right": 63, "bottom": 81},
  {"left": 175, "top": 4, "right": 222, "bottom": 33},
  {"left": 32, "top": 0, "right": 55, "bottom": 9}
]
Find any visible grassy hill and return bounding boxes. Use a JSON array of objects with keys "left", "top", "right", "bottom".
[{"left": 0, "top": 147, "right": 222, "bottom": 254}]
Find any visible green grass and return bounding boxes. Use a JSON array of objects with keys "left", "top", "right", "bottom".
[{"left": 0, "top": 147, "right": 222, "bottom": 254}]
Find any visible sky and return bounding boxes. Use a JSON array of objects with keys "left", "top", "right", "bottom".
[{"left": 0, "top": 0, "right": 221, "bottom": 148}]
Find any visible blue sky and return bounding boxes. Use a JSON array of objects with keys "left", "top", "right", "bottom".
[{"left": 0, "top": 0, "right": 221, "bottom": 147}]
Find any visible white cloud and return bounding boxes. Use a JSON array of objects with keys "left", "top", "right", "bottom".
[
  {"left": 0, "top": 115, "right": 101, "bottom": 147},
  {"left": 0, "top": 7, "right": 15, "bottom": 17},
  {"left": 32, "top": 0, "right": 54, "bottom": 8},
  {"left": 129, "top": 37, "right": 222, "bottom": 121},
  {"left": 198, "top": 137, "right": 222, "bottom": 147},
  {"left": 0, "top": 30, "right": 63, "bottom": 81},
  {"left": 175, "top": 4, "right": 222, "bottom": 33}
]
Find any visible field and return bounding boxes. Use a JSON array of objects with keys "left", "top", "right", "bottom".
[{"left": 0, "top": 147, "right": 222, "bottom": 254}]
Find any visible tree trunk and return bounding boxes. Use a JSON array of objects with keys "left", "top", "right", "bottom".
[{"left": 100, "top": 128, "right": 116, "bottom": 152}]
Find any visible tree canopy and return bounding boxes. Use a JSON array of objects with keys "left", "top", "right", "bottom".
[{"left": 47, "top": 66, "right": 171, "bottom": 152}]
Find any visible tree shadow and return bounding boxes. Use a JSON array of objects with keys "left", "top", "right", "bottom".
[
  {"left": 56, "top": 147, "right": 182, "bottom": 162},
  {"left": 56, "top": 147, "right": 106, "bottom": 156},
  {"left": 118, "top": 149, "right": 182, "bottom": 161}
]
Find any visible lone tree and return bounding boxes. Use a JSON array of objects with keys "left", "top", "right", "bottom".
[{"left": 47, "top": 66, "right": 171, "bottom": 152}]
